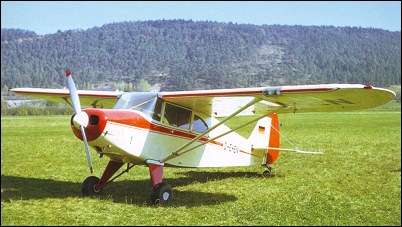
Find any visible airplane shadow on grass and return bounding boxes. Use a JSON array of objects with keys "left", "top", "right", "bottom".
[{"left": 1, "top": 170, "right": 278, "bottom": 207}]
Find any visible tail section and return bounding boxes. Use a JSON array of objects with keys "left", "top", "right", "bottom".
[
  {"left": 267, "top": 113, "right": 280, "bottom": 164},
  {"left": 248, "top": 113, "right": 280, "bottom": 164},
  {"left": 248, "top": 117, "right": 271, "bottom": 149}
]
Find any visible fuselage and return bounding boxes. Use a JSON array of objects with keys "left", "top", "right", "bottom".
[{"left": 72, "top": 107, "right": 267, "bottom": 168}]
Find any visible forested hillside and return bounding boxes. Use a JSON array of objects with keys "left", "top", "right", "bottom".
[{"left": 1, "top": 20, "right": 400, "bottom": 92}]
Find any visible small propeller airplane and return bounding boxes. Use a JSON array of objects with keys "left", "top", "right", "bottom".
[{"left": 10, "top": 70, "right": 396, "bottom": 205}]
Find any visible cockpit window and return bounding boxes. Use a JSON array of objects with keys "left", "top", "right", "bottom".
[
  {"left": 115, "top": 94, "right": 209, "bottom": 133},
  {"left": 162, "top": 103, "right": 191, "bottom": 130},
  {"left": 113, "top": 92, "right": 158, "bottom": 118}
]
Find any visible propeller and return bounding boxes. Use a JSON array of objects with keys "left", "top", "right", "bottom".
[{"left": 66, "top": 69, "right": 93, "bottom": 174}]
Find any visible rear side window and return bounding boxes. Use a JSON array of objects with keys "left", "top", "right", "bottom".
[{"left": 192, "top": 115, "right": 208, "bottom": 133}]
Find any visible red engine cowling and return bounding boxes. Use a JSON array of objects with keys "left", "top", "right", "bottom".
[{"left": 71, "top": 108, "right": 152, "bottom": 142}]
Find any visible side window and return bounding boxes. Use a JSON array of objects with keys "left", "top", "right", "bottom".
[
  {"left": 192, "top": 115, "right": 208, "bottom": 133},
  {"left": 162, "top": 103, "right": 191, "bottom": 130},
  {"left": 162, "top": 103, "right": 176, "bottom": 126},
  {"left": 152, "top": 99, "right": 163, "bottom": 121}
]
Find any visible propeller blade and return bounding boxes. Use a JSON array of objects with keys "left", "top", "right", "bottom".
[
  {"left": 66, "top": 69, "right": 81, "bottom": 114},
  {"left": 80, "top": 125, "right": 93, "bottom": 174},
  {"left": 65, "top": 69, "right": 93, "bottom": 173}
]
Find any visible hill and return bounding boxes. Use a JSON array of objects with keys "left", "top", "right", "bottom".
[{"left": 1, "top": 20, "right": 401, "bottom": 91}]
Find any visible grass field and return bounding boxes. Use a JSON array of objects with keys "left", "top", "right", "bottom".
[{"left": 1, "top": 110, "right": 401, "bottom": 225}]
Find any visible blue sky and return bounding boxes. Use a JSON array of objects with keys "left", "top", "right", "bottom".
[{"left": 1, "top": 1, "right": 400, "bottom": 35}]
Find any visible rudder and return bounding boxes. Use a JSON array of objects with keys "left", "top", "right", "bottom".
[{"left": 266, "top": 113, "right": 280, "bottom": 164}]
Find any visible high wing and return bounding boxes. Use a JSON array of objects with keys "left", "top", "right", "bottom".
[
  {"left": 10, "top": 88, "right": 122, "bottom": 109},
  {"left": 159, "top": 84, "right": 396, "bottom": 116},
  {"left": 11, "top": 84, "right": 395, "bottom": 114}
]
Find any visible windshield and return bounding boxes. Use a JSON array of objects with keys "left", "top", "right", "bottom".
[
  {"left": 114, "top": 92, "right": 158, "bottom": 118},
  {"left": 114, "top": 93, "right": 209, "bottom": 133}
]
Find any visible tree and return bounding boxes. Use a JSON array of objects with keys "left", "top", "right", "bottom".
[{"left": 137, "top": 79, "right": 150, "bottom": 92}]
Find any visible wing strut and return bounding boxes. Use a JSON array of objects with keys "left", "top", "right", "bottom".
[
  {"left": 266, "top": 147, "right": 324, "bottom": 154},
  {"left": 159, "top": 98, "right": 261, "bottom": 163},
  {"left": 169, "top": 113, "right": 272, "bottom": 159}
]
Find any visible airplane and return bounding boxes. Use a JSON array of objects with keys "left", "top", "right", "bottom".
[{"left": 10, "top": 69, "right": 396, "bottom": 205}]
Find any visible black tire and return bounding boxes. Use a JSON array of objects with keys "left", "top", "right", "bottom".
[
  {"left": 82, "top": 176, "right": 101, "bottom": 196},
  {"left": 151, "top": 182, "right": 173, "bottom": 205},
  {"left": 263, "top": 170, "right": 272, "bottom": 177}
]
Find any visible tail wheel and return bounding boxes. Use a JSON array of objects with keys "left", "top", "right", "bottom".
[
  {"left": 262, "top": 164, "right": 273, "bottom": 177},
  {"left": 82, "top": 176, "right": 101, "bottom": 196},
  {"left": 151, "top": 182, "right": 173, "bottom": 205},
  {"left": 263, "top": 169, "right": 272, "bottom": 177}
]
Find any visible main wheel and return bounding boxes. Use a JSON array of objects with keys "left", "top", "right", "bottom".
[
  {"left": 82, "top": 176, "right": 101, "bottom": 196},
  {"left": 151, "top": 182, "right": 173, "bottom": 205}
]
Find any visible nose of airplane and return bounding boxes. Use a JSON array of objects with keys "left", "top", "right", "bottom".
[
  {"left": 71, "top": 108, "right": 107, "bottom": 142},
  {"left": 72, "top": 111, "right": 89, "bottom": 129}
]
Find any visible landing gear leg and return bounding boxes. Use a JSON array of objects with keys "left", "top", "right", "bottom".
[
  {"left": 262, "top": 164, "right": 273, "bottom": 177},
  {"left": 147, "top": 160, "right": 173, "bottom": 205}
]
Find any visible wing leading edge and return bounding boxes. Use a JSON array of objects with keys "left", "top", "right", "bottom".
[
  {"left": 160, "top": 84, "right": 396, "bottom": 116},
  {"left": 10, "top": 88, "right": 122, "bottom": 109}
]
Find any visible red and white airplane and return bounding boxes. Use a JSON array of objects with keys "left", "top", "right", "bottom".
[{"left": 10, "top": 70, "right": 396, "bottom": 205}]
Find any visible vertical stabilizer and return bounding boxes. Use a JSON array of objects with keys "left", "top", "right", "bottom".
[
  {"left": 247, "top": 117, "right": 271, "bottom": 148},
  {"left": 267, "top": 113, "right": 280, "bottom": 164},
  {"left": 248, "top": 113, "right": 281, "bottom": 164}
]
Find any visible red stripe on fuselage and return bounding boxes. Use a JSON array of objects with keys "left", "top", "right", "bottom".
[
  {"left": 76, "top": 108, "right": 220, "bottom": 145},
  {"left": 80, "top": 108, "right": 260, "bottom": 157},
  {"left": 104, "top": 110, "right": 222, "bottom": 146},
  {"left": 109, "top": 120, "right": 260, "bottom": 157}
]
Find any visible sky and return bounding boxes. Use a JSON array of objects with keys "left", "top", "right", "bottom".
[{"left": 1, "top": 1, "right": 401, "bottom": 35}]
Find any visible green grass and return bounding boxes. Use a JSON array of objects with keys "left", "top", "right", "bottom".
[{"left": 1, "top": 112, "right": 401, "bottom": 226}]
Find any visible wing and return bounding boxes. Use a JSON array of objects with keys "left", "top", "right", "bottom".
[
  {"left": 10, "top": 88, "right": 122, "bottom": 109},
  {"left": 159, "top": 84, "right": 396, "bottom": 116}
]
